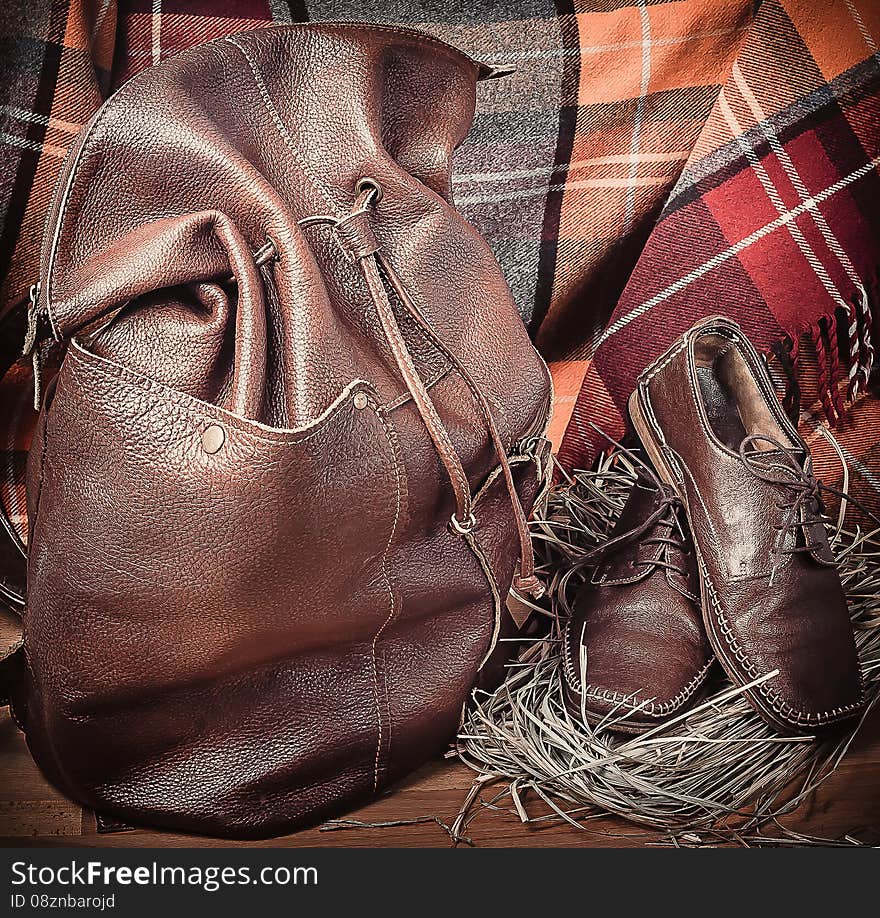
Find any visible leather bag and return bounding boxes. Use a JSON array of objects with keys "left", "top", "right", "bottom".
[{"left": 0, "top": 23, "right": 552, "bottom": 837}]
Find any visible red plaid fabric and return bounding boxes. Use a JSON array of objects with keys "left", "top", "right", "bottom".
[
  {"left": 531, "top": 0, "right": 755, "bottom": 359},
  {"left": 558, "top": 0, "right": 880, "bottom": 491},
  {"left": 1, "top": 0, "right": 879, "bottom": 561}
]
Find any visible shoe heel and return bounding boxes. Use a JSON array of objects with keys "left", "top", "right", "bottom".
[{"left": 628, "top": 388, "right": 679, "bottom": 492}]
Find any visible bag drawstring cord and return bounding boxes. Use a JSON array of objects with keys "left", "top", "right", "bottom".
[{"left": 299, "top": 183, "right": 543, "bottom": 598}]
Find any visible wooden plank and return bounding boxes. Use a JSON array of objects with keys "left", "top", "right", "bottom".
[
  {"left": 2, "top": 706, "right": 878, "bottom": 847},
  {"left": 0, "top": 800, "right": 82, "bottom": 837}
]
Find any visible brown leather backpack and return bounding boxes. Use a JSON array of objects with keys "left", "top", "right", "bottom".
[{"left": 0, "top": 23, "right": 551, "bottom": 837}]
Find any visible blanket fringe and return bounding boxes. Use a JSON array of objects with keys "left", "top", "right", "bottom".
[{"left": 779, "top": 284, "right": 876, "bottom": 427}]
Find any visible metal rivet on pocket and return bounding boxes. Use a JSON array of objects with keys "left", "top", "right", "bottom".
[
  {"left": 201, "top": 424, "right": 226, "bottom": 454},
  {"left": 353, "top": 392, "right": 369, "bottom": 410}
]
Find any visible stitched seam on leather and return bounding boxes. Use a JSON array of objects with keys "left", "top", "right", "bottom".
[
  {"left": 18, "top": 375, "right": 76, "bottom": 792},
  {"left": 683, "top": 327, "right": 805, "bottom": 580},
  {"left": 699, "top": 553, "right": 864, "bottom": 724},
  {"left": 673, "top": 460, "right": 728, "bottom": 565},
  {"left": 242, "top": 22, "right": 484, "bottom": 79},
  {"left": 642, "top": 335, "right": 688, "bottom": 384},
  {"left": 68, "top": 340, "right": 370, "bottom": 443},
  {"left": 562, "top": 620, "right": 713, "bottom": 716},
  {"left": 370, "top": 404, "right": 403, "bottom": 791},
  {"left": 642, "top": 332, "right": 863, "bottom": 724},
  {"left": 383, "top": 363, "right": 453, "bottom": 412},
  {"left": 225, "top": 35, "right": 341, "bottom": 216},
  {"left": 29, "top": 381, "right": 54, "bottom": 560},
  {"left": 44, "top": 114, "right": 106, "bottom": 340},
  {"left": 313, "top": 21, "right": 482, "bottom": 72},
  {"left": 468, "top": 530, "right": 504, "bottom": 671},
  {"left": 641, "top": 332, "right": 743, "bottom": 575},
  {"left": 21, "top": 403, "right": 55, "bottom": 697},
  {"left": 665, "top": 330, "right": 798, "bottom": 578},
  {"left": 382, "top": 646, "right": 392, "bottom": 780}
]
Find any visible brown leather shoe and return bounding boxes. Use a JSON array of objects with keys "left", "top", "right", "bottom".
[
  {"left": 629, "top": 316, "right": 863, "bottom": 734},
  {"left": 562, "top": 460, "right": 714, "bottom": 733}
]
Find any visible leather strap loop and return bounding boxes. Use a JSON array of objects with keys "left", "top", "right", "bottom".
[
  {"left": 358, "top": 252, "right": 475, "bottom": 524},
  {"left": 375, "top": 253, "right": 542, "bottom": 597}
]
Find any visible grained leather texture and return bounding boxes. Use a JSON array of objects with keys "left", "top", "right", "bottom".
[
  {"left": 562, "top": 477, "right": 713, "bottom": 733},
  {"left": 631, "top": 316, "right": 862, "bottom": 734},
  {"left": 14, "top": 24, "right": 551, "bottom": 838}
]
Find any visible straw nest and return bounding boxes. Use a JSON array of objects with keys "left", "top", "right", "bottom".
[{"left": 455, "top": 446, "right": 880, "bottom": 846}]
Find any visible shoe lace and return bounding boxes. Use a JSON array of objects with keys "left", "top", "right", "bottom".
[
  {"left": 583, "top": 430, "right": 689, "bottom": 578},
  {"left": 739, "top": 432, "right": 879, "bottom": 584},
  {"left": 627, "top": 480, "right": 691, "bottom": 578}
]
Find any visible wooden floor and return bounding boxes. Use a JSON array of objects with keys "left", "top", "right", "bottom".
[{"left": 2, "top": 704, "right": 879, "bottom": 847}]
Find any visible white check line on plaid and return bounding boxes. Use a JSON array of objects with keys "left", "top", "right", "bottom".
[
  {"left": 720, "top": 78, "right": 850, "bottom": 313},
  {"left": 491, "top": 25, "right": 748, "bottom": 62},
  {"left": 2, "top": 375, "right": 30, "bottom": 542},
  {"left": 0, "top": 132, "right": 67, "bottom": 158},
  {"left": 152, "top": 0, "right": 162, "bottom": 66},
  {"left": 842, "top": 445, "right": 880, "bottom": 494},
  {"left": 846, "top": 0, "right": 879, "bottom": 55},
  {"left": 0, "top": 106, "right": 81, "bottom": 135},
  {"left": 732, "top": 63, "right": 862, "bottom": 292},
  {"left": 92, "top": 0, "right": 113, "bottom": 43},
  {"left": 456, "top": 173, "right": 669, "bottom": 207},
  {"left": 623, "top": 1, "right": 652, "bottom": 231},
  {"left": 453, "top": 151, "right": 689, "bottom": 185},
  {"left": 801, "top": 406, "right": 880, "bottom": 496},
  {"left": 587, "top": 154, "right": 880, "bottom": 357}
]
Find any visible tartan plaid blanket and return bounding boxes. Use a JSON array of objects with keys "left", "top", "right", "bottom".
[
  {"left": 557, "top": 0, "right": 880, "bottom": 478},
  {"left": 1, "top": 0, "right": 879, "bottom": 568}
]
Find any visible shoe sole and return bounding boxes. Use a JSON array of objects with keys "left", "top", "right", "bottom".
[
  {"left": 627, "top": 388, "right": 797, "bottom": 734},
  {"left": 561, "top": 675, "right": 710, "bottom": 736}
]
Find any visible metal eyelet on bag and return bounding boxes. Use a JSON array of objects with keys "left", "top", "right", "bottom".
[
  {"left": 449, "top": 512, "right": 477, "bottom": 535},
  {"left": 355, "top": 176, "right": 383, "bottom": 206}
]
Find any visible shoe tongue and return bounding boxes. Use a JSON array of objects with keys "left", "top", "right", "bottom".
[
  {"left": 593, "top": 483, "right": 668, "bottom": 586},
  {"left": 611, "top": 481, "right": 663, "bottom": 536}
]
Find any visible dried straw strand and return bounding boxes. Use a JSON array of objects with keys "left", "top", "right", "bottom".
[{"left": 456, "top": 449, "right": 880, "bottom": 847}]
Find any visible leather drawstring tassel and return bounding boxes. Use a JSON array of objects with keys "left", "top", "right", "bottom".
[{"left": 22, "top": 282, "right": 44, "bottom": 410}]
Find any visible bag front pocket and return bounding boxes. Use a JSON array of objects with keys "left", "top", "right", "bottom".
[
  {"left": 21, "top": 341, "right": 405, "bottom": 833},
  {"left": 28, "top": 339, "right": 404, "bottom": 696}
]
